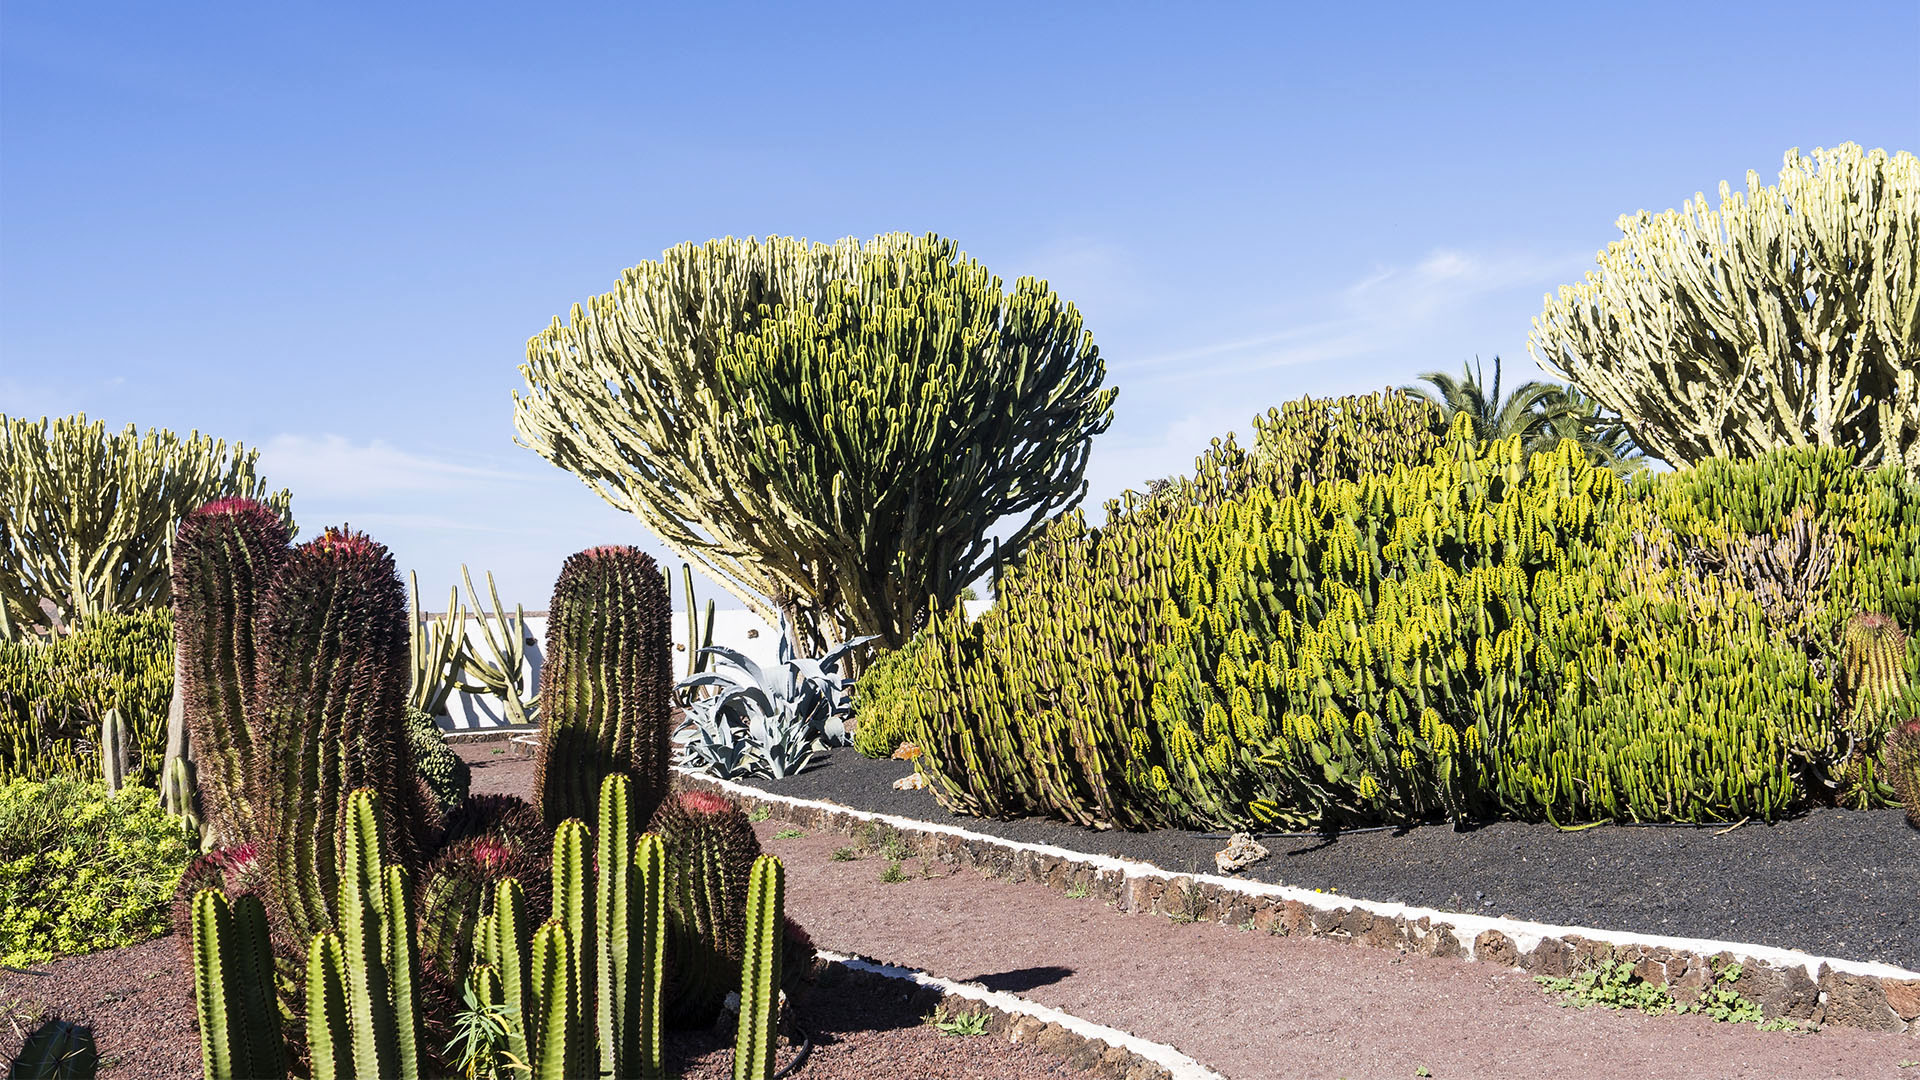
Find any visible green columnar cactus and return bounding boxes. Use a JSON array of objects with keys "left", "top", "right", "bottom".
[
  {"left": 99, "top": 706, "right": 129, "bottom": 793},
  {"left": 651, "top": 791, "right": 763, "bottom": 1027},
  {"left": 683, "top": 563, "right": 716, "bottom": 677},
  {"left": 482, "top": 878, "right": 534, "bottom": 1069},
  {"left": 733, "top": 855, "right": 785, "bottom": 1080},
  {"left": 534, "top": 545, "right": 673, "bottom": 829},
  {"left": 633, "top": 832, "right": 668, "bottom": 1079},
  {"left": 0, "top": 414, "right": 294, "bottom": 635},
  {"left": 336, "top": 789, "right": 406, "bottom": 1080},
  {"left": 171, "top": 498, "right": 291, "bottom": 845},
  {"left": 305, "top": 933, "right": 352, "bottom": 1080},
  {"left": 1531, "top": 144, "right": 1920, "bottom": 477},
  {"left": 550, "top": 817, "right": 595, "bottom": 1061},
  {"left": 191, "top": 890, "right": 287, "bottom": 1080},
  {"left": 528, "top": 919, "right": 584, "bottom": 1080},
  {"left": 256, "top": 528, "right": 421, "bottom": 961},
  {"left": 592, "top": 775, "right": 635, "bottom": 1079},
  {"left": 513, "top": 233, "right": 1118, "bottom": 654}
]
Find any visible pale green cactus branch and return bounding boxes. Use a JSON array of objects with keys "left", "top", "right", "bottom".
[
  {"left": 1530, "top": 143, "right": 1920, "bottom": 476},
  {"left": 0, "top": 414, "right": 294, "bottom": 636},
  {"left": 451, "top": 565, "right": 537, "bottom": 724}
]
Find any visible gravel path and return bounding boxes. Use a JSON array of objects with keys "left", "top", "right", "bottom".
[
  {"left": 723, "top": 749, "right": 1920, "bottom": 971},
  {"left": 760, "top": 822, "right": 1920, "bottom": 1080}
]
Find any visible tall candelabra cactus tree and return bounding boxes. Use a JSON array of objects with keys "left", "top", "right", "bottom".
[
  {"left": 0, "top": 414, "right": 292, "bottom": 637},
  {"left": 513, "top": 232, "right": 1117, "bottom": 654},
  {"left": 1530, "top": 143, "right": 1920, "bottom": 475}
]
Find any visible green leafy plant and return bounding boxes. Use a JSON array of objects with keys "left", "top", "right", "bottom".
[
  {"left": 0, "top": 778, "right": 189, "bottom": 965},
  {"left": 444, "top": 980, "right": 527, "bottom": 1080},
  {"left": 771, "top": 828, "right": 803, "bottom": 840},
  {"left": 830, "top": 846, "right": 860, "bottom": 862},
  {"left": 1535, "top": 961, "right": 1677, "bottom": 1014},
  {"left": 925, "top": 1004, "right": 988, "bottom": 1037},
  {"left": 878, "top": 861, "right": 908, "bottom": 884}
]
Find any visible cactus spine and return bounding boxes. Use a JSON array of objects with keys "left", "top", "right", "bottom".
[
  {"left": 191, "top": 890, "right": 286, "bottom": 1080},
  {"left": 733, "top": 855, "right": 785, "bottom": 1080},
  {"left": 534, "top": 545, "right": 673, "bottom": 829},
  {"left": 171, "top": 497, "right": 291, "bottom": 846}
]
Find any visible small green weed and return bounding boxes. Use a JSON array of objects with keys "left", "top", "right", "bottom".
[
  {"left": 925, "top": 1004, "right": 988, "bottom": 1037},
  {"left": 830, "top": 846, "right": 861, "bottom": 862},
  {"left": 1536, "top": 960, "right": 1782, "bottom": 1029},
  {"left": 879, "top": 860, "right": 908, "bottom": 884},
  {"left": 747, "top": 805, "right": 771, "bottom": 823},
  {"left": 1415, "top": 1069, "right": 1432, "bottom": 1078},
  {"left": 865, "top": 823, "right": 912, "bottom": 861},
  {"left": 773, "top": 827, "right": 805, "bottom": 840},
  {"left": 1065, "top": 882, "right": 1090, "bottom": 900},
  {"left": 1163, "top": 881, "right": 1206, "bottom": 924}
]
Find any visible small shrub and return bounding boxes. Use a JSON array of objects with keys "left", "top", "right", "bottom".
[
  {"left": 0, "top": 778, "right": 190, "bottom": 965},
  {"left": 407, "top": 706, "right": 470, "bottom": 820}
]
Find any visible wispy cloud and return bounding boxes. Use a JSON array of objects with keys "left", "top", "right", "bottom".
[
  {"left": 259, "top": 434, "right": 519, "bottom": 501},
  {"left": 1118, "top": 248, "right": 1585, "bottom": 385}
]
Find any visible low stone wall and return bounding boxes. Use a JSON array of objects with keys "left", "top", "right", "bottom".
[{"left": 679, "top": 772, "right": 1920, "bottom": 1036}]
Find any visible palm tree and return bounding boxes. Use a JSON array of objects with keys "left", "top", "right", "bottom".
[{"left": 1406, "top": 357, "right": 1647, "bottom": 475}]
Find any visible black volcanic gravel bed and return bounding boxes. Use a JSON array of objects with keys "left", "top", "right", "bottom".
[{"left": 717, "top": 750, "right": 1920, "bottom": 972}]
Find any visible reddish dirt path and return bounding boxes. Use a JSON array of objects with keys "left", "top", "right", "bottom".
[{"left": 757, "top": 824, "right": 1919, "bottom": 1080}]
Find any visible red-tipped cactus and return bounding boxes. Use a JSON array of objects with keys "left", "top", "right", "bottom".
[
  {"left": 649, "top": 790, "right": 764, "bottom": 1027},
  {"left": 255, "top": 527, "right": 422, "bottom": 962},
  {"left": 171, "top": 497, "right": 291, "bottom": 846},
  {"left": 416, "top": 796, "right": 552, "bottom": 999},
  {"left": 1889, "top": 719, "right": 1920, "bottom": 829},
  {"left": 534, "top": 545, "right": 674, "bottom": 829}
]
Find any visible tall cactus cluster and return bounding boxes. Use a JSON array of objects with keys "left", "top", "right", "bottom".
[
  {"left": 863, "top": 406, "right": 1920, "bottom": 829},
  {"left": 1248, "top": 390, "right": 1443, "bottom": 493},
  {"left": 534, "top": 545, "right": 674, "bottom": 829}
]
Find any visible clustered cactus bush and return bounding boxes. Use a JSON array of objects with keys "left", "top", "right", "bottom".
[
  {"left": 194, "top": 781, "right": 792, "bottom": 1080},
  {"left": 863, "top": 403, "right": 1920, "bottom": 830},
  {"left": 165, "top": 503, "right": 813, "bottom": 1077}
]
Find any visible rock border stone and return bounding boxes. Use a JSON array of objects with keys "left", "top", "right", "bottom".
[{"left": 680, "top": 769, "right": 1920, "bottom": 1035}]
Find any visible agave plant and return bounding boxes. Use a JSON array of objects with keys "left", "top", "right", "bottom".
[{"left": 674, "top": 616, "right": 875, "bottom": 779}]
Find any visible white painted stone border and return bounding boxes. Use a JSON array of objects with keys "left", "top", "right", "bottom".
[
  {"left": 816, "top": 949, "right": 1226, "bottom": 1080},
  {"left": 681, "top": 768, "right": 1920, "bottom": 982}
]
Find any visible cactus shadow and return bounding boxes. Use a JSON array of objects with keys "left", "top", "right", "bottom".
[
  {"left": 11, "top": 1016, "right": 99, "bottom": 1079},
  {"left": 962, "top": 965, "right": 1075, "bottom": 993}
]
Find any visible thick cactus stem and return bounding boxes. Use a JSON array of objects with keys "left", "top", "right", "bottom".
[
  {"left": 534, "top": 545, "right": 673, "bottom": 829},
  {"left": 733, "top": 855, "right": 786, "bottom": 1080},
  {"left": 191, "top": 889, "right": 287, "bottom": 1080},
  {"left": 256, "top": 528, "right": 419, "bottom": 967},
  {"left": 171, "top": 497, "right": 291, "bottom": 846}
]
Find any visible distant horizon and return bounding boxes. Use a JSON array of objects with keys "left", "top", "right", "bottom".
[{"left": 5, "top": 1, "right": 1916, "bottom": 609}]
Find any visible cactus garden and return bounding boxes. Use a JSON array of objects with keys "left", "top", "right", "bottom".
[{"left": 3, "top": 4, "right": 1920, "bottom": 1073}]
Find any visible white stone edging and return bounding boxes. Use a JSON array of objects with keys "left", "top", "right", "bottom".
[
  {"left": 681, "top": 768, "right": 1920, "bottom": 983},
  {"left": 815, "top": 949, "right": 1226, "bottom": 1080}
]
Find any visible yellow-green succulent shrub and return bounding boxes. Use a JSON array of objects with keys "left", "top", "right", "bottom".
[
  {"left": 0, "top": 609, "right": 173, "bottom": 785},
  {"left": 862, "top": 410, "right": 1920, "bottom": 830}
]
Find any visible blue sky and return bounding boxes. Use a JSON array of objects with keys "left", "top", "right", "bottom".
[{"left": 4, "top": 1, "right": 1916, "bottom": 609}]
